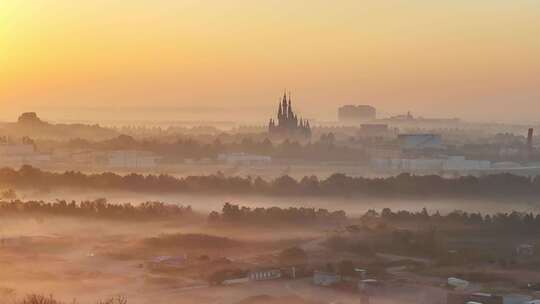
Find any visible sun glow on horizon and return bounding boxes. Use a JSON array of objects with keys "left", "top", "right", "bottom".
[{"left": 1, "top": 0, "right": 539, "bottom": 122}]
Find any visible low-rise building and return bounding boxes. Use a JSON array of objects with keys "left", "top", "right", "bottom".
[
  {"left": 248, "top": 269, "right": 281, "bottom": 281},
  {"left": 147, "top": 255, "right": 186, "bottom": 270},
  {"left": 217, "top": 153, "right": 271, "bottom": 165},
  {"left": 371, "top": 156, "right": 491, "bottom": 173},
  {"left": 398, "top": 133, "right": 444, "bottom": 151},
  {"left": 516, "top": 244, "right": 534, "bottom": 256},
  {"left": 447, "top": 292, "right": 503, "bottom": 304}
]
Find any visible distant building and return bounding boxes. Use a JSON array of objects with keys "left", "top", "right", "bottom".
[
  {"left": 371, "top": 156, "right": 491, "bottom": 173},
  {"left": 17, "top": 112, "right": 44, "bottom": 125},
  {"left": 338, "top": 105, "right": 376, "bottom": 123},
  {"left": 380, "top": 111, "right": 460, "bottom": 124},
  {"left": 398, "top": 134, "right": 444, "bottom": 151},
  {"left": 358, "top": 124, "right": 396, "bottom": 140},
  {"left": 388, "top": 111, "right": 414, "bottom": 121},
  {"left": 447, "top": 292, "right": 503, "bottom": 304},
  {"left": 217, "top": 153, "right": 271, "bottom": 165},
  {"left": 147, "top": 255, "right": 186, "bottom": 270},
  {"left": 268, "top": 92, "right": 311, "bottom": 140}
]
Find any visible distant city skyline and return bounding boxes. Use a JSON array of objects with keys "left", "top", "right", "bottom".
[
  {"left": 2, "top": 104, "right": 533, "bottom": 126},
  {"left": 1, "top": 1, "right": 539, "bottom": 123}
]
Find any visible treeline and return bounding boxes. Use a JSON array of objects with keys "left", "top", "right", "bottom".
[
  {"left": 61, "top": 134, "right": 367, "bottom": 162},
  {"left": 365, "top": 207, "right": 540, "bottom": 233},
  {"left": 4, "top": 166, "right": 540, "bottom": 198},
  {"left": 208, "top": 202, "right": 347, "bottom": 225},
  {"left": 0, "top": 198, "right": 193, "bottom": 220}
]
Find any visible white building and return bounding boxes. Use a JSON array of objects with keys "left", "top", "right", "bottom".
[
  {"left": 398, "top": 134, "right": 444, "bottom": 150},
  {"left": 248, "top": 269, "right": 281, "bottom": 281},
  {"left": 217, "top": 153, "right": 271, "bottom": 165},
  {"left": 372, "top": 156, "right": 491, "bottom": 173}
]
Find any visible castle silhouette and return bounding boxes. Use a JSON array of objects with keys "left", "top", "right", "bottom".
[{"left": 268, "top": 92, "right": 311, "bottom": 140}]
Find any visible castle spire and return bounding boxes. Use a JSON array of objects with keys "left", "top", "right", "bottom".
[
  {"left": 288, "top": 94, "right": 292, "bottom": 113},
  {"left": 282, "top": 91, "right": 288, "bottom": 119}
]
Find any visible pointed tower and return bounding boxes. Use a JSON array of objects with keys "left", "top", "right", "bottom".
[
  {"left": 287, "top": 95, "right": 293, "bottom": 119},
  {"left": 282, "top": 91, "right": 288, "bottom": 120},
  {"left": 277, "top": 100, "right": 283, "bottom": 126}
]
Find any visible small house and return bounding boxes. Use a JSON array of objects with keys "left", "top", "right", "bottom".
[
  {"left": 516, "top": 244, "right": 534, "bottom": 257},
  {"left": 248, "top": 269, "right": 281, "bottom": 281}
]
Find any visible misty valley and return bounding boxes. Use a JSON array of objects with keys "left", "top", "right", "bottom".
[{"left": 3, "top": 2, "right": 540, "bottom": 301}]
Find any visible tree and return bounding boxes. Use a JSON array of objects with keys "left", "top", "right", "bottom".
[{"left": 208, "top": 211, "right": 220, "bottom": 222}]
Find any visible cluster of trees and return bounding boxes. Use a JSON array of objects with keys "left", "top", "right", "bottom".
[
  {"left": 14, "top": 294, "right": 127, "bottom": 304},
  {"left": 365, "top": 207, "right": 540, "bottom": 234},
  {"left": 208, "top": 203, "right": 347, "bottom": 225},
  {"left": 4, "top": 166, "right": 540, "bottom": 198},
  {"left": 0, "top": 198, "right": 193, "bottom": 220},
  {"left": 62, "top": 134, "right": 368, "bottom": 162}
]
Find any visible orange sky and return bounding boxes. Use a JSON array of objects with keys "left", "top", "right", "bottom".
[{"left": 1, "top": 1, "right": 539, "bottom": 123}]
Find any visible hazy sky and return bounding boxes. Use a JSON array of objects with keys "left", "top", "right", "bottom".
[{"left": 1, "top": 1, "right": 539, "bottom": 122}]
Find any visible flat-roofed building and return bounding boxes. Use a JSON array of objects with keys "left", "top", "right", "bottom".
[{"left": 338, "top": 105, "right": 376, "bottom": 124}]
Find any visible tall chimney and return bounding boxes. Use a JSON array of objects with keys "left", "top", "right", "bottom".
[{"left": 527, "top": 128, "right": 534, "bottom": 160}]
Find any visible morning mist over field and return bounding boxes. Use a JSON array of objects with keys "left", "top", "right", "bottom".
[{"left": 1, "top": 1, "right": 540, "bottom": 304}]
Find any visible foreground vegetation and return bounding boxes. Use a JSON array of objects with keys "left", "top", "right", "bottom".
[
  {"left": 208, "top": 202, "right": 346, "bottom": 225},
  {"left": 5, "top": 294, "right": 127, "bottom": 304},
  {"left": 0, "top": 198, "right": 193, "bottom": 220}
]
